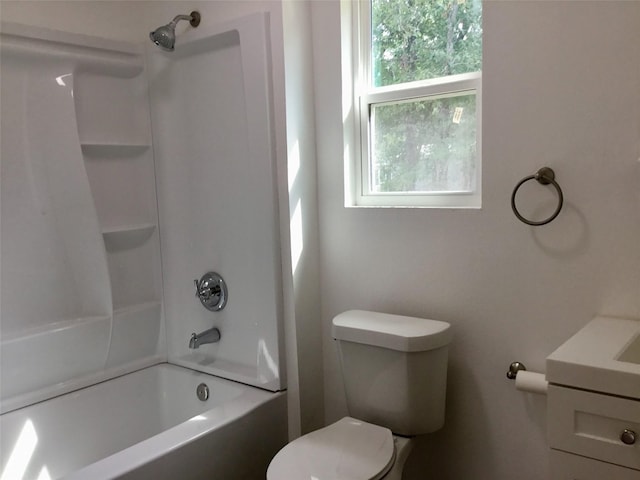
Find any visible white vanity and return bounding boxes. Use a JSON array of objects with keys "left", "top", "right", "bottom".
[{"left": 546, "top": 316, "right": 640, "bottom": 479}]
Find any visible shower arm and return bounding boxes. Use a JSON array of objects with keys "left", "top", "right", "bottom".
[{"left": 170, "top": 12, "right": 201, "bottom": 28}]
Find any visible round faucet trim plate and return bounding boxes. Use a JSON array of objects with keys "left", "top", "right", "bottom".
[{"left": 194, "top": 272, "right": 228, "bottom": 311}]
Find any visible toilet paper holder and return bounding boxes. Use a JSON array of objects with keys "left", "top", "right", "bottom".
[
  {"left": 506, "top": 361, "right": 548, "bottom": 395},
  {"left": 506, "top": 361, "right": 527, "bottom": 379}
]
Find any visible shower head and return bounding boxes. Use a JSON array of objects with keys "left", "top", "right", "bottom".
[{"left": 149, "top": 11, "right": 201, "bottom": 51}]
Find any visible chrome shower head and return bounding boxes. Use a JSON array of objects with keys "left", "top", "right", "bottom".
[{"left": 149, "top": 11, "right": 201, "bottom": 51}]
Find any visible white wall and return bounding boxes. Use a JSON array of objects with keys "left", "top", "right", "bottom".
[
  {"left": 281, "top": 0, "right": 324, "bottom": 435},
  {"left": 312, "top": 1, "right": 640, "bottom": 479},
  {"left": 0, "top": 1, "right": 148, "bottom": 41}
]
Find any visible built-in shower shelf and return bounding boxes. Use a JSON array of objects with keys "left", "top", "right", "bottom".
[
  {"left": 102, "top": 223, "right": 156, "bottom": 251},
  {"left": 113, "top": 300, "right": 161, "bottom": 316},
  {"left": 0, "top": 315, "right": 112, "bottom": 344},
  {"left": 81, "top": 142, "right": 150, "bottom": 156}
]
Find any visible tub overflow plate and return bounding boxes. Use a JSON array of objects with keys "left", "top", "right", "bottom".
[{"left": 196, "top": 383, "right": 209, "bottom": 401}]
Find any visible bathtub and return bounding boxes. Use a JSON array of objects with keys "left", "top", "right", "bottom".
[{"left": 0, "top": 363, "right": 287, "bottom": 480}]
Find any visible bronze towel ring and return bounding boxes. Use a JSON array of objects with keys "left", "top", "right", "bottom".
[{"left": 511, "top": 167, "right": 563, "bottom": 226}]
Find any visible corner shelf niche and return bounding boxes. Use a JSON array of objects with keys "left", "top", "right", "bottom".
[
  {"left": 81, "top": 142, "right": 150, "bottom": 157},
  {"left": 1, "top": 23, "right": 164, "bottom": 413},
  {"left": 103, "top": 223, "right": 156, "bottom": 251},
  {"left": 75, "top": 68, "right": 163, "bottom": 350}
]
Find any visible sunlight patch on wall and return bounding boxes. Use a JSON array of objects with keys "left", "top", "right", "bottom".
[
  {"left": 288, "top": 139, "right": 301, "bottom": 191},
  {"left": 36, "top": 466, "right": 51, "bottom": 480},
  {"left": 290, "top": 199, "right": 304, "bottom": 275},
  {"left": 258, "top": 339, "right": 280, "bottom": 381}
]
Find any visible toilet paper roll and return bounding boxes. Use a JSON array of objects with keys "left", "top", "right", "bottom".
[{"left": 515, "top": 371, "right": 548, "bottom": 395}]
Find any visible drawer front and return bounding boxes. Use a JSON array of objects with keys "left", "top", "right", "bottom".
[
  {"left": 548, "top": 385, "right": 640, "bottom": 470},
  {"left": 550, "top": 450, "right": 640, "bottom": 480}
]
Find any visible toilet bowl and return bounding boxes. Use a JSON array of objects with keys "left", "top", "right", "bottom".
[
  {"left": 267, "top": 310, "right": 452, "bottom": 480},
  {"left": 267, "top": 417, "right": 413, "bottom": 480}
]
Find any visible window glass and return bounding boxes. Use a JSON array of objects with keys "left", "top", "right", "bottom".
[
  {"left": 370, "top": 91, "right": 477, "bottom": 193},
  {"left": 348, "top": 0, "right": 482, "bottom": 207},
  {"left": 371, "top": 0, "right": 483, "bottom": 87}
]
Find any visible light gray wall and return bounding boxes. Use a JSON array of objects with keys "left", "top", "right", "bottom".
[
  {"left": 0, "top": 1, "right": 147, "bottom": 41},
  {"left": 282, "top": 0, "right": 325, "bottom": 435},
  {"left": 312, "top": 1, "right": 640, "bottom": 479}
]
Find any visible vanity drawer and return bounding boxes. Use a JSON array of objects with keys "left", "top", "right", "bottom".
[
  {"left": 548, "top": 385, "right": 640, "bottom": 470},
  {"left": 550, "top": 450, "right": 640, "bottom": 480}
]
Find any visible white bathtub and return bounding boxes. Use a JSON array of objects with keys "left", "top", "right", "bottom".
[{"left": 0, "top": 363, "right": 287, "bottom": 480}]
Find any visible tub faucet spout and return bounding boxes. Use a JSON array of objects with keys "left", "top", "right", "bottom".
[{"left": 189, "top": 327, "right": 221, "bottom": 349}]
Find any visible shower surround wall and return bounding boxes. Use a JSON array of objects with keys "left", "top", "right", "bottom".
[
  {"left": 1, "top": 11, "right": 285, "bottom": 416},
  {"left": 147, "top": 12, "right": 285, "bottom": 391},
  {"left": 0, "top": 23, "right": 164, "bottom": 413}
]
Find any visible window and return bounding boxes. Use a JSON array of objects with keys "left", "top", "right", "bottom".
[{"left": 348, "top": 0, "right": 482, "bottom": 207}]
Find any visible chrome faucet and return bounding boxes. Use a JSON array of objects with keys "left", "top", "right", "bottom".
[{"left": 189, "top": 327, "right": 221, "bottom": 349}]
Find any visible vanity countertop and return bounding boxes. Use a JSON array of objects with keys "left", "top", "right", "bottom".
[{"left": 546, "top": 316, "right": 640, "bottom": 399}]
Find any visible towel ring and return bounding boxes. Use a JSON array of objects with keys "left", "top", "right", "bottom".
[{"left": 511, "top": 167, "right": 563, "bottom": 226}]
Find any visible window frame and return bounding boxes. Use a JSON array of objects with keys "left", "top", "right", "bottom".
[{"left": 350, "top": 0, "right": 482, "bottom": 208}]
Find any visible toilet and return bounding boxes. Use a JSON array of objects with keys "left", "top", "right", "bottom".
[{"left": 267, "top": 310, "right": 453, "bottom": 480}]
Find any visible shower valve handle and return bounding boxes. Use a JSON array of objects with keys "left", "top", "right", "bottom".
[
  {"left": 194, "top": 279, "right": 215, "bottom": 299},
  {"left": 193, "top": 272, "right": 228, "bottom": 312}
]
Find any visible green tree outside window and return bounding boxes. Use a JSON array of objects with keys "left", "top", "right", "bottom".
[{"left": 369, "top": 0, "right": 482, "bottom": 194}]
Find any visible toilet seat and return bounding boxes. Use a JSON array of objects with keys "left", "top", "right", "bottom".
[{"left": 267, "top": 416, "right": 395, "bottom": 480}]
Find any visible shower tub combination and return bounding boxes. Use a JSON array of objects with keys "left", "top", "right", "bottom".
[
  {"left": 0, "top": 364, "right": 286, "bottom": 480},
  {"left": 1, "top": 10, "right": 287, "bottom": 480}
]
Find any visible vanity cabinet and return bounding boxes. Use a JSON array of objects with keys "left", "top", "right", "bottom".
[
  {"left": 550, "top": 450, "right": 639, "bottom": 480},
  {"left": 546, "top": 316, "right": 640, "bottom": 480},
  {"left": 547, "top": 385, "right": 640, "bottom": 478}
]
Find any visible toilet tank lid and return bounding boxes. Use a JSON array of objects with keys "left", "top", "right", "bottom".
[{"left": 332, "top": 310, "right": 452, "bottom": 352}]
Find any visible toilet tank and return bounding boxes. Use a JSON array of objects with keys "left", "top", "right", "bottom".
[{"left": 332, "top": 310, "right": 453, "bottom": 436}]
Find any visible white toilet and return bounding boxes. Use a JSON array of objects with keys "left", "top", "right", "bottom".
[{"left": 267, "top": 310, "right": 453, "bottom": 480}]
